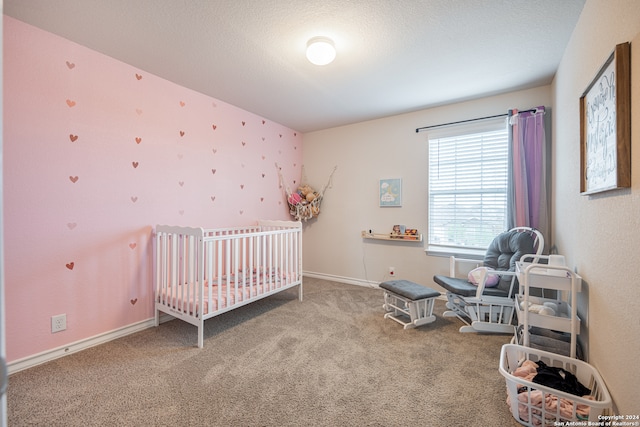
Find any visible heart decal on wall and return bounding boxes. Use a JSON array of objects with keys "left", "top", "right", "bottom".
[
  {"left": 69, "top": 134, "right": 78, "bottom": 142},
  {"left": 131, "top": 196, "right": 138, "bottom": 203},
  {"left": 67, "top": 222, "right": 77, "bottom": 230},
  {"left": 179, "top": 131, "right": 185, "bottom": 137},
  {"left": 211, "top": 169, "right": 217, "bottom": 175},
  {"left": 132, "top": 161, "right": 139, "bottom": 168},
  {"left": 135, "top": 73, "right": 142, "bottom": 80},
  {"left": 211, "top": 196, "right": 216, "bottom": 202},
  {"left": 179, "top": 181, "right": 184, "bottom": 187},
  {"left": 136, "top": 108, "right": 143, "bottom": 115},
  {"left": 66, "top": 99, "right": 76, "bottom": 107},
  {"left": 130, "top": 298, "right": 138, "bottom": 305},
  {"left": 129, "top": 243, "right": 137, "bottom": 249},
  {"left": 69, "top": 176, "right": 79, "bottom": 183},
  {"left": 66, "top": 262, "right": 75, "bottom": 270},
  {"left": 135, "top": 137, "right": 142, "bottom": 144},
  {"left": 212, "top": 124, "right": 217, "bottom": 130},
  {"left": 66, "top": 61, "right": 75, "bottom": 69},
  {"left": 179, "top": 101, "right": 185, "bottom": 107}
]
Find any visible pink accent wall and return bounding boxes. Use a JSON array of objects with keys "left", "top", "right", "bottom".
[{"left": 2, "top": 16, "right": 302, "bottom": 362}]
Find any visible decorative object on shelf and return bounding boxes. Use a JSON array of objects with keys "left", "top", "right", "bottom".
[
  {"left": 580, "top": 42, "right": 631, "bottom": 195},
  {"left": 276, "top": 163, "right": 337, "bottom": 222},
  {"left": 392, "top": 224, "right": 405, "bottom": 235},
  {"left": 389, "top": 225, "right": 420, "bottom": 240},
  {"left": 361, "top": 230, "right": 423, "bottom": 242},
  {"left": 379, "top": 178, "right": 402, "bottom": 207}
]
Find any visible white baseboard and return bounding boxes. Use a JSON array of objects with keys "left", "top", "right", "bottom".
[
  {"left": 303, "top": 271, "right": 380, "bottom": 289},
  {"left": 8, "top": 314, "right": 173, "bottom": 375},
  {"left": 302, "top": 271, "right": 448, "bottom": 300}
]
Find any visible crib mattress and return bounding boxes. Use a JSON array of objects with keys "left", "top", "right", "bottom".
[{"left": 158, "top": 273, "right": 287, "bottom": 316}]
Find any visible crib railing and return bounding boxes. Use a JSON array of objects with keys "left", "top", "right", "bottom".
[{"left": 154, "top": 221, "right": 302, "bottom": 336}]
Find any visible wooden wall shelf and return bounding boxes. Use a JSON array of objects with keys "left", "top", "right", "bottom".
[{"left": 361, "top": 231, "right": 423, "bottom": 242}]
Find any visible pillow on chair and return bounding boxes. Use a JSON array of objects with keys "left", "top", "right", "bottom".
[{"left": 467, "top": 267, "right": 500, "bottom": 287}]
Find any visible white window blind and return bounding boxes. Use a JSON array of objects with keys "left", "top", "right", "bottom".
[{"left": 428, "top": 118, "right": 508, "bottom": 251}]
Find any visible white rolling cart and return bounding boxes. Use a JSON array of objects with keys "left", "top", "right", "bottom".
[
  {"left": 502, "top": 256, "right": 612, "bottom": 426},
  {"left": 515, "top": 255, "right": 582, "bottom": 358}
]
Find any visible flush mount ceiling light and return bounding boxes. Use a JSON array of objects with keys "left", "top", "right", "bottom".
[{"left": 306, "top": 37, "right": 336, "bottom": 66}]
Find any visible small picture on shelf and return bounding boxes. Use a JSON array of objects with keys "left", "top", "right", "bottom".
[
  {"left": 392, "top": 225, "right": 406, "bottom": 235},
  {"left": 390, "top": 226, "right": 420, "bottom": 240}
]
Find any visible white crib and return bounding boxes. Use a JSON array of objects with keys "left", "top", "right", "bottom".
[{"left": 154, "top": 220, "right": 303, "bottom": 347}]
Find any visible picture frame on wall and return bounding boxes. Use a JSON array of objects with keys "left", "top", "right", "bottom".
[
  {"left": 379, "top": 178, "right": 402, "bottom": 207},
  {"left": 579, "top": 42, "right": 631, "bottom": 195}
]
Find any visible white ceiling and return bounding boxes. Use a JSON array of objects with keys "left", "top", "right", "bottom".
[{"left": 4, "top": 0, "right": 585, "bottom": 133}]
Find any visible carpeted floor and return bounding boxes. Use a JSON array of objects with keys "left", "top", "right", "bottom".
[{"left": 7, "top": 278, "right": 522, "bottom": 426}]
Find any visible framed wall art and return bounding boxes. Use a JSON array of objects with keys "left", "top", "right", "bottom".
[
  {"left": 379, "top": 178, "right": 402, "bottom": 207},
  {"left": 579, "top": 42, "right": 631, "bottom": 195}
]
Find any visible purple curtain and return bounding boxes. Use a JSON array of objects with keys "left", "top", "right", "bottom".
[{"left": 507, "top": 107, "right": 549, "bottom": 248}]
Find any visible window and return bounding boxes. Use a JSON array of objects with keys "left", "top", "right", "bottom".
[{"left": 428, "top": 118, "right": 508, "bottom": 253}]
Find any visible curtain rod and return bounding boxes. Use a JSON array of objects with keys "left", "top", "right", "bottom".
[{"left": 415, "top": 108, "right": 540, "bottom": 133}]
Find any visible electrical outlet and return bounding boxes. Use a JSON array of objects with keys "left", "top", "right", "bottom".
[
  {"left": 389, "top": 267, "right": 395, "bottom": 276},
  {"left": 51, "top": 314, "right": 66, "bottom": 333}
]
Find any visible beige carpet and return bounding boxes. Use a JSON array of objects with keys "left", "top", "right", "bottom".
[{"left": 7, "top": 278, "right": 522, "bottom": 426}]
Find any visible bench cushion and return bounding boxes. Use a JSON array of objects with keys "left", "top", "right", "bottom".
[
  {"left": 380, "top": 280, "right": 440, "bottom": 300},
  {"left": 432, "top": 275, "right": 510, "bottom": 298}
]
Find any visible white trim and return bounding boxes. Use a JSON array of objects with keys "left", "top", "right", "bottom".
[
  {"left": 425, "top": 245, "right": 485, "bottom": 259},
  {"left": 7, "top": 314, "right": 173, "bottom": 375},
  {"left": 303, "top": 270, "right": 380, "bottom": 289},
  {"left": 302, "top": 271, "right": 448, "bottom": 301}
]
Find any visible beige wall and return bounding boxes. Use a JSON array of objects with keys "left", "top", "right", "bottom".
[
  {"left": 303, "top": 0, "right": 640, "bottom": 413},
  {"left": 552, "top": 0, "right": 640, "bottom": 414},
  {"left": 302, "top": 84, "right": 550, "bottom": 287}
]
